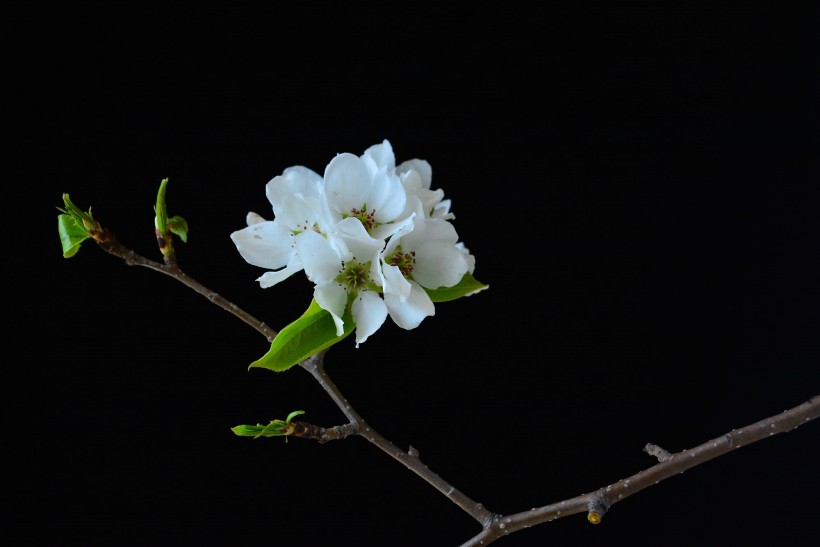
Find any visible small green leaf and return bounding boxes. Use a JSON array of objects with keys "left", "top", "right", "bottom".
[
  {"left": 57, "top": 213, "right": 91, "bottom": 258},
  {"left": 424, "top": 271, "right": 489, "bottom": 302},
  {"left": 154, "top": 178, "right": 169, "bottom": 234},
  {"left": 231, "top": 424, "right": 271, "bottom": 437},
  {"left": 250, "top": 299, "right": 355, "bottom": 372},
  {"left": 231, "top": 410, "right": 307, "bottom": 440},
  {"left": 167, "top": 215, "right": 189, "bottom": 243}
]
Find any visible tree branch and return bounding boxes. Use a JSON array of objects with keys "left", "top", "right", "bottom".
[
  {"left": 90, "top": 236, "right": 819, "bottom": 546},
  {"left": 93, "top": 237, "right": 494, "bottom": 526},
  {"left": 458, "top": 395, "right": 820, "bottom": 546},
  {"left": 299, "top": 351, "right": 495, "bottom": 525},
  {"left": 97, "top": 238, "right": 277, "bottom": 342}
]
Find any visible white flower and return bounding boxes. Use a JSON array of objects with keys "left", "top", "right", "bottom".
[
  {"left": 397, "top": 157, "right": 454, "bottom": 221},
  {"left": 380, "top": 216, "right": 469, "bottom": 330},
  {"left": 230, "top": 212, "right": 303, "bottom": 288},
  {"left": 296, "top": 218, "right": 388, "bottom": 347},
  {"left": 232, "top": 138, "right": 481, "bottom": 348},
  {"left": 230, "top": 166, "right": 335, "bottom": 288},
  {"left": 323, "top": 150, "right": 409, "bottom": 241}
]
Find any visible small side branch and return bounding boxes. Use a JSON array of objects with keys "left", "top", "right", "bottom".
[{"left": 288, "top": 421, "right": 359, "bottom": 443}]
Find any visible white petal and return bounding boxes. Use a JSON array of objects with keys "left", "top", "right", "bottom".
[
  {"left": 362, "top": 139, "right": 395, "bottom": 173},
  {"left": 256, "top": 258, "right": 304, "bottom": 288},
  {"left": 315, "top": 282, "right": 348, "bottom": 336},
  {"left": 230, "top": 221, "right": 295, "bottom": 270},
  {"left": 403, "top": 217, "right": 459, "bottom": 248},
  {"left": 325, "top": 153, "right": 371, "bottom": 214},
  {"left": 335, "top": 217, "right": 385, "bottom": 260},
  {"left": 370, "top": 210, "right": 416, "bottom": 241},
  {"left": 369, "top": 169, "right": 407, "bottom": 223},
  {"left": 431, "top": 199, "right": 455, "bottom": 220},
  {"left": 456, "top": 242, "right": 476, "bottom": 274},
  {"left": 295, "top": 230, "right": 342, "bottom": 284},
  {"left": 277, "top": 194, "right": 320, "bottom": 231},
  {"left": 397, "top": 158, "right": 432, "bottom": 188},
  {"left": 267, "top": 167, "right": 322, "bottom": 211},
  {"left": 385, "top": 282, "right": 435, "bottom": 330},
  {"left": 413, "top": 240, "right": 469, "bottom": 289},
  {"left": 382, "top": 263, "right": 412, "bottom": 300},
  {"left": 284, "top": 165, "right": 323, "bottom": 186},
  {"left": 351, "top": 291, "right": 387, "bottom": 347},
  {"left": 246, "top": 211, "right": 266, "bottom": 225},
  {"left": 268, "top": 168, "right": 328, "bottom": 230}
]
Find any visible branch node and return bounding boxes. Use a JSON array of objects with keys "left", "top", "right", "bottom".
[
  {"left": 407, "top": 445, "right": 420, "bottom": 458},
  {"left": 587, "top": 496, "right": 611, "bottom": 525},
  {"left": 644, "top": 443, "right": 673, "bottom": 462}
]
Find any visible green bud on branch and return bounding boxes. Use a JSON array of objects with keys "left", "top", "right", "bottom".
[
  {"left": 57, "top": 193, "right": 111, "bottom": 257},
  {"left": 231, "top": 410, "right": 307, "bottom": 441},
  {"left": 154, "top": 178, "right": 189, "bottom": 258}
]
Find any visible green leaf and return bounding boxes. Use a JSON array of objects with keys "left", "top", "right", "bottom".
[
  {"left": 423, "top": 271, "right": 489, "bottom": 302},
  {"left": 231, "top": 424, "right": 272, "bottom": 437},
  {"left": 167, "top": 215, "right": 189, "bottom": 243},
  {"left": 57, "top": 214, "right": 91, "bottom": 258},
  {"left": 250, "top": 299, "right": 355, "bottom": 372},
  {"left": 231, "top": 410, "right": 306, "bottom": 440},
  {"left": 154, "top": 178, "right": 169, "bottom": 233}
]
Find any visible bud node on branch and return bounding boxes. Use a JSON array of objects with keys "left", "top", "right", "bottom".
[
  {"left": 587, "top": 495, "right": 611, "bottom": 524},
  {"left": 644, "top": 443, "right": 672, "bottom": 462}
]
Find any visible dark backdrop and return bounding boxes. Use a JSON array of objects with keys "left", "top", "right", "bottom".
[{"left": 14, "top": 3, "right": 819, "bottom": 546}]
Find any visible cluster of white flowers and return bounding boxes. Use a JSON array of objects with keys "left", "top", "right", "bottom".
[{"left": 231, "top": 140, "right": 476, "bottom": 347}]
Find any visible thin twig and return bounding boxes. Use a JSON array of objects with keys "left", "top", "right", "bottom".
[
  {"left": 97, "top": 238, "right": 277, "bottom": 341},
  {"left": 300, "top": 352, "right": 496, "bottom": 526}
]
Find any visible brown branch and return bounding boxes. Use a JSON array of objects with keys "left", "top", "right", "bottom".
[
  {"left": 458, "top": 395, "right": 820, "bottom": 546},
  {"left": 93, "top": 235, "right": 495, "bottom": 526},
  {"left": 90, "top": 235, "right": 819, "bottom": 546},
  {"left": 97, "top": 238, "right": 277, "bottom": 341},
  {"left": 287, "top": 421, "right": 359, "bottom": 443},
  {"left": 299, "top": 352, "right": 495, "bottom": 527}
]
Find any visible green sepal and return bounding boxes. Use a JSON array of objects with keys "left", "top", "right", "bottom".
[
  {"left": 57, "top": 213, "right": 91, "bottom": 258},
  {"left": 250, "top": 299, "right": 355, "bottom": 372},
  {"left": 423, "top": 271, "right": 489, "bottom": 302}
]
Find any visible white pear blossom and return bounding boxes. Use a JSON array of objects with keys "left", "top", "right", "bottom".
[
  {"left": 323, "top": 150, "right": 409, "bottom": 241},
  {"left": 232, "top": 139, "right": 481, "bottom": 348},
  {"left": 230, "top": 166, "right": 335, "bottom": 288},
  {"left": 297, "top": 218, "right": 387, "bottom": 347},
  {"left": 380, "top": 216, "right": 469, "bottom": 330}
]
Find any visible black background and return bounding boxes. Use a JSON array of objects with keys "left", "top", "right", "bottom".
[{"left": 13, "top": 2, "right": 819, "bottom": 546}]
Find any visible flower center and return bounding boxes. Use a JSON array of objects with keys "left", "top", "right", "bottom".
[
  {"left": 348, "top": 204, "right": 377, "bottom": 232},
  {"left": 335, "top": 260, "right": 379, "bottom": 298},
  {"left": 387, "top": 247, "right": 416, "bottom": 277}
]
